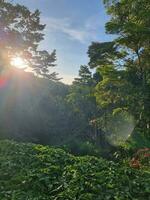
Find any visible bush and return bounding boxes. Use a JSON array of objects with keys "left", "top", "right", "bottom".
[
  {"left": 126, "top": 131, "right": 150, "bottom": 149},
  {"left": 63, "top": 140, "right": 101, "bottom": 157},
  {"left": 0, "top": 140, "right": 150, "bottom": 200}
]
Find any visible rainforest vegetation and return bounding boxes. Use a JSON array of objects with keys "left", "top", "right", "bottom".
[{"left": 0, "top": 0, "right": 150, "bottom": 199}]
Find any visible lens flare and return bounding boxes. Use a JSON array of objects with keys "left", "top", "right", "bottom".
[
  {"left": 0, "top": 77, "right": 7, "bottom": 88},
  {"left": 106, "top": 111, "right": 135, "bottom": 145},
  {"left": 0, "top": 72, "right": 9, "bottom": 89}
]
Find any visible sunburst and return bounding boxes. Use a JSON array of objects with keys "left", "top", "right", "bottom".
[{"left": 11, "top": 57, "right": 28, "bottom": 69}]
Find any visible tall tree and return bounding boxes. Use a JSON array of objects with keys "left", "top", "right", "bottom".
[
  {"left": 103, "top": 0, "right": 150, "bottom": 134},
  {"left": 87, "top": 0, "right": 150, "bottom": 139},
  {"left": 0, "top": 0, "right": 58, "bottom": 80},
  {"left": 67, "top": 65, "right": 99, "bottom": 140}
]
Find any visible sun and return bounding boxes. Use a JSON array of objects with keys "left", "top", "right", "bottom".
[{"left": 11, "top": 57, "right": 28, "bottom": 69}]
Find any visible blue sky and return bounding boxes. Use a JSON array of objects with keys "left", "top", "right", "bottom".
[{"left": 13, "top": 0, "right": 113, "bottom": 84}]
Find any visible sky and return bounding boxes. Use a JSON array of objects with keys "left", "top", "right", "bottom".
[{"left": 13, "top": 0, "right": 113, "bottom": 84}]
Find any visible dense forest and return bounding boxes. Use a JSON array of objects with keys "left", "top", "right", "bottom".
[{"left": 0, "top": 0, "right": 150, "bottom": 199}]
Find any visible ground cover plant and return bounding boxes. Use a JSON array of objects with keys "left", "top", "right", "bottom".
[{"left": 0, "top": 140, "right": 149, "bottom": 200}]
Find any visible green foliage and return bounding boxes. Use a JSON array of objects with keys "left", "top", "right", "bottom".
[
  {"left": 0, "top": 140, "right": 150, "bottom": 200},
  {"left": 87, "top": 42, "right": 120, "bottom": 68},
  {"left": 67, "top": 65, "right": 99, "bottom": 142},
  {"left": 63, "top": 140, "right": 101, "bottom": 157},
  {"left": 126, "top": 132, "right": 150, "bottom": 149}
]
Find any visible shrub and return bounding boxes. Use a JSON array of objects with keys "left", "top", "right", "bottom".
[{"left": 0, "top": 140, "right": 149, "bottom": 200}]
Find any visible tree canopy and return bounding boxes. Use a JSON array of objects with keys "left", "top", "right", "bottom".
[{"left": 0, "top": 0, "right": 59, "bottom": 80}]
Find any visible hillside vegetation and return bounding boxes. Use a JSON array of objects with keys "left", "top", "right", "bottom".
[
  {"left": 0, "top": 140, "right": 149, "bottom": 200},
  {"left": 0, "top": 69, "right": 83, "bottom": 145}
]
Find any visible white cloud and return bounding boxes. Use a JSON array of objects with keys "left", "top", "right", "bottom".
[{"left": 41, "top": 16, "right": 100, "bottom": 43}]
